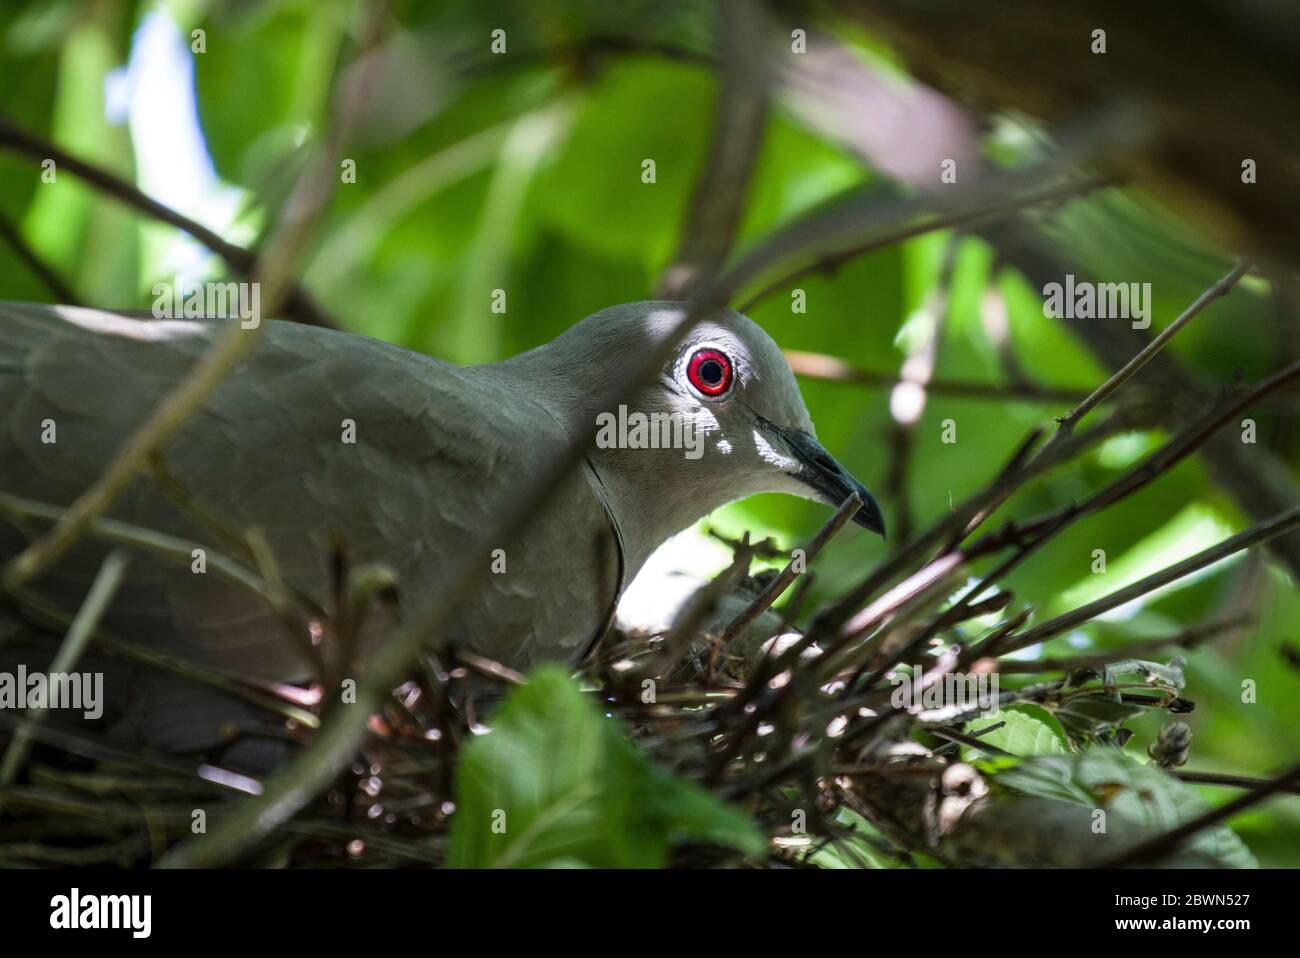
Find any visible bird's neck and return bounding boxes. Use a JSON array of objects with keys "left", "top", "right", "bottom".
[
  {"left": 485, "top": 349, "right": 733, "bottom": 581},
  {"left": 584, "top": 446, "right": 737, "bottom": 581}
]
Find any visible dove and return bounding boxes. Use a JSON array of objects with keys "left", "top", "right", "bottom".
[{"left": 0, "top": 300, "right": 883, "bottom": 755}]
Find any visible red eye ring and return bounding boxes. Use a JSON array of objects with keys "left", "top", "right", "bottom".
[{"left": 687, "top": 348, "right": 733, "bottom": 397}]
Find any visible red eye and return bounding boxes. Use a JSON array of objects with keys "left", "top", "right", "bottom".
[{"left": 687, "top": 348, "right": 733, "bottom": 397}]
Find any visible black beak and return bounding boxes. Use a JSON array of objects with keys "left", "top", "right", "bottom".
[{"left": 779, "top": 427, "right": 887, "bottom": 538}]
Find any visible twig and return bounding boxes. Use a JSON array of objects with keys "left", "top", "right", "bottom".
[
  {"left": 736, "top": 175, "right": 1112, "bottom": 312},
  {"left": 1174, "top": 770, "right": 1300, "bottom": 797},
  {"left": 0, "top": 550, "right": 130, "bottom": 786},
  {"left": 940, "top": 260, "right": 1256, "bottom": 561},
  {"left": 948, "top": 359, "right": 1300, "bottom": 627},
  {"left": 0, "top": 491, "right": 268, "bottom": 598},
  {"left": 997, "top": 506, "right": 1300, "bottom": 657},
  {"left": 656, "top": 0, "right": 771, "bottom": 298},
  {"left": 0, "top": 115, "right": 336, "bottom": 328},
  {"left": 985, "top": 220, "right": 1300, "bottom": 582},
  {"left": 715, "top": 427, "right": 1048, "bottom": 735},
  {"left": 0, "top": 209, "right": 79, "bottom": 304},
  {"left": 995, "top": 615, "right": 1251, "bottom": 673},
  {"left": 1054, "top": 258, "right": 1252, "bottom": 433},
  {"left": 786, "top": 349, "right": 1089, "bottom": 404},
  {"left": 715, "top": 492, "right": 861, "bottom": 648},
  {"left": 453, "top": 651, "right": 526, "bottom": 686},
  {"left": 928, "top": 726, "right": 1012, "bottom": 757},
  {"left": 1, "top": 581, "right": 319, "bottom": 728},
  {"left": 932, "top": 720, "right": 1006, "bottom": 757}
]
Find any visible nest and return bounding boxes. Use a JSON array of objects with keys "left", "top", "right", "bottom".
[{"left": 0, "top": 526, "right": 1221, "bottom": 868}]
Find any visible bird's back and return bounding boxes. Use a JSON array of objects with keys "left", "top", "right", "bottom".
[{"left": 0, "top": 303, "right": 621, "bottom": 749}]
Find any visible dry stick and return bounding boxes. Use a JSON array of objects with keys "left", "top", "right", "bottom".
[
  {"left": 812, "top": 427, "right": 1045, "bottom": 642},
  {"left": 998, "top": 506, "right": 1300, "bottom": 658},
  {"left": 932, "top": 720, "right": 1006, "bottom": 757},
  {"left": 1100, "top": 762, "right": 1300, "bottom": 868},
  {"left": 706, "top": 551, "right": 965, "bottom": 784},
  {"left": 1073, "top": 362, "right": 1300, "bottom": 520},
  {"left": 454, "top": 651, "right": 526, "bottom": 687},
  {"left": 0, "top": 717, "right": 262, "bottom": 796},
  {"left": 715, "top": 492, "right": 861, "bottom": 649},
  {"left": 785, "top": 350, "right": 1089, "bottom": 404},
  {"left": 720, "top": 406, "right": 1144, "bottom": 766},
  {"left": 0, "top": 491, "right": 269, "bottom": 598},
  {"left": 995, "top": 614, "right": 1252, "bottom": 673},
  {"left": 950, "top": 261, "right": 1250, "bottom": 553},
  {"left": 155, "top": 142, "right": 1129, "bottom": 868},
  {"left": 948, "top": 358, "right": 1300, "bottom": 649},
  {"left": 0, "top": 210, "right": 80, "bottom": 304},
  {"left": 714, "top": 428, "right": 1044, "bottom": 733},
  {"left": 736, "top": 175, "right": 1111, "bottom": 313},
  {"left": 773, "top": 513, "right": 1293, "bottom": 777},
  {"left": 961, "top": 357, "right": 1300, "bottom": 600},
  {"left": 928, "top": 726, "right": 1012, "bottom": 758},
  {"left": 0, "top": 550, "right": 130, "bottom": 787},
  {"left": 1174, "top": 770, "right": 1300, "bottom": 797},
  {"left": 3, "top": 581, "right": 319, "bottom": 729},
  {"left": 0, "top": 116, "right": 336, "bottom": 329},
  {"left": 656, "top": 0, "right": 771, "bottom": 299},
  {"left": 1056, "top": 259, "right": 1252, "bottom": 432}
]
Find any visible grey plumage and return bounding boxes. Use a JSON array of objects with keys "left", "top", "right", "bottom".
[{"left": 0, "top": 300, "right": 882, "bottom": 756}]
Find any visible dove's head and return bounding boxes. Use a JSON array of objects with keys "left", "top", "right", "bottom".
[{"left": 503, "top": 301, "right": 885, "bottom": 570}]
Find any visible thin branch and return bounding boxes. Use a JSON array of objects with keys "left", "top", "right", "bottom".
[
  {"left": 998, "top": 506, "right": 1300, "bottom": 657},
  {"left": 928, "top": 726, "right": 1012, "bottom": 757},
  {"left": 1174, "top": 770, "right": 1300, "bottom": 797},
  {"left": 948, "top": 359, "right": 1300, "bottom": 629},
  {"left": 0, "top": 209, "right": 79, "bottom": 304},
  {"left": 0, "top": 115, "right": 336, "bottom": 329},
  {"left": 785, "top": 349, "right": 1089, "bottom": 404},
  {"left": 1, "top": 581, "right": 320, "bottom": 729},
  {"left": 984, "top": 219, "right": 1300, "bottom": 581},
  {"left": 735, "top": 174, "right": 1113, "bottom": 313},
  {"left": 649, "top": 538, "right": 754, "bottom": 679},
  {"left": 0, "top": 490, "right": 271, "bottom": 599},
  {"left": 0, "top": 550, "right": 130, "bottom": 786},
  {"left": 995, "top": 615, "right": 1251, "bottom": 673},
  {"left": 1055, "top": 258, "right": 1252, "bottom": 432},
  {"left": 715, "top": 492, "right": 861, "bottom": 649},
  {"left": 656, "top": 0, "right": 772, "bottom": 298},
  {"left": 949, "top": 262, "right": 1257, "bottom": 561}
]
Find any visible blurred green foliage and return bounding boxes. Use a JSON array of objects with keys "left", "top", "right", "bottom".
[{"left": 1, "top": 0, "right": 1297, "bottom": 865}]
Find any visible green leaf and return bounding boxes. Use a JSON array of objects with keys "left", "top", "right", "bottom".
[
  {"left": 961, "top": 706, "right": 1070, "bottom": 762},
  {"left": 448, "top": 667, "right": 764, "bottom": 868},
  {"left": 807, "top": 808, "right": 903, "bottom": 869},
  {"left": 991, "top": 749, "right": 1257, "bottom": 868}
]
